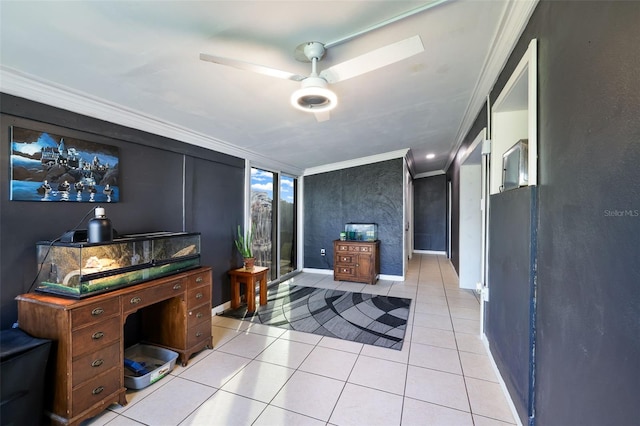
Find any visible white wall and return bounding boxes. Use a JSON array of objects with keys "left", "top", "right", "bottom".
[{"left": 459, "top": 164, "right": 482, "bottom": 289}]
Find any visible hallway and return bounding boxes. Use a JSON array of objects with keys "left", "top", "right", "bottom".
[{"left": 85, "top": 254, "right": 516, "bottom": 425}]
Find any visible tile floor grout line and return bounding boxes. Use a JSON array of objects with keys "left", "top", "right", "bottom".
[{"left": 437, "top": 253, "right": 478, "bottom": 423}]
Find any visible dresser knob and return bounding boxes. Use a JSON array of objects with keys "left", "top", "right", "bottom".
[
  {"left": 92, "top": 331, "right": 104, "bottom": 340},
  {"left": 130, "top": 297, "right": 142, "bottom": 305},
  {"left": 196, "top": 312, "right": 203, "bottom": 319},
  {"left": 196, "top": 276, "right": 203, "bottom": 283},
  {"left": 195, "top": 292, "right": 203, "bottom": 299},
  {"left": 91, "top": 359, "right": 104, "bottom": 368},
  {"left": 91, "top": 308, "right": 104, "bottom": 316},
  {"left": 92, "top": 386, "right": 104, "bottom": 395},
  {"left": 195, "top": 331, "right": 203, "bottom": 337},
  {"left": 173, "top": 283, "right": 182, "bottom": 290}
]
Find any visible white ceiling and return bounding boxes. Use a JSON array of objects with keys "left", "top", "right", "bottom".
[{"left": 0, "top": 1, "right": 536, "bottom": 176}]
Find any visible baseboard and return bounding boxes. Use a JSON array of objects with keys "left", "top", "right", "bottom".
[
  {"left": 302, "top": 268, "right": 333, "bottom": 275},
  {"left": 379, "top": 274, "right": 404, "bottom": 281},
  {"left": 481, "top": 333, "right": 524, "bottom": 426},
  {"left": 413, "top": 250, "right": 447, "bottom": 255},
  {"left": 211, "top": 301, "right": 231, "bottom": 316}
]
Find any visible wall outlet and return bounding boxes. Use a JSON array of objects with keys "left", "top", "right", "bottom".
[{"left": 320, "top": 248, "right": 326, "bottom": 256}]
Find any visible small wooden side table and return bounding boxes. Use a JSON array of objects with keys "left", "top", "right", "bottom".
[{"left": 228, "top": 266, "right": 269, "bottom": 313}]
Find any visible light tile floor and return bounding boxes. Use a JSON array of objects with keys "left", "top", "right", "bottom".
[{"left": 84, "top": 254, "right": 516, "bottom": 426}]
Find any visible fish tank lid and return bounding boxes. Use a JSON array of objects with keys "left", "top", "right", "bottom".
[{"left": 37, "top": 231, "right": 200, "bottom": 248}]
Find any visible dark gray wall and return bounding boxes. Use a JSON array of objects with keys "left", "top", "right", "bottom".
[
  {"left": 530, "top": 2, "right": 640, "bottom": 424},
  {"left": 0, "top": 94, "right": 244, "bottom": 329},
  {"left": 413, "top": 174, "right": 446, "bottom": 251},
  {"left": 448, "top": 1, "right": 640, "bottom": 424},
  {"left": 487, "top": 187, "right": 537, "bottom": 423},
  {"left": 304, "top": 158, "right": 404, "bottom": 276}
]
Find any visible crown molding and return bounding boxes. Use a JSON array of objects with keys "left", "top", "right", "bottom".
[
  {"left": 0, "top": 66, "right": 304, "bottom": 176},
  {"left": 303, "top": 148, "right": 409, "bottom": 176},
  {"left": 414, "top": 169, "right": 445, "bottom": 179},
  {"left": 444, "top": 0, "right": 539, "bottom": 173}
]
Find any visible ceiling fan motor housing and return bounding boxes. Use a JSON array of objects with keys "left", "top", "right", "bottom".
[{"left": 291, "top": 76, "right": 337, "bottom": 112}]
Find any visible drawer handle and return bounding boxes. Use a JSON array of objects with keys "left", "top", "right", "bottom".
[
  {"left": 195, "top": 331, "right": 203, "bottom": 337},
  {"left": 92, "top": 386, "right": 104, "bottom": 395},
  {"left": 91, "top": 359, "right": 104, "bottom": 368},
  {"left": 173, "top": 283, "right": 182, "bottom": 290},
  {"left": 130, "top": 296, "right": 142, "bottom": 305},
  {"left": 196, "top": 276, "right": 203, "bottom": 283},
  {"left": 196, "top": 312, "right": 204, "bottom": 319},
  {"left": 195, "top": 292, "right": 203, "bottom": 299},
  {"left": 92, "top": 331, "right": 104, "bottom": 340},
  {"left": 91, "top": 308, "right": 104, "bottom": 316}
]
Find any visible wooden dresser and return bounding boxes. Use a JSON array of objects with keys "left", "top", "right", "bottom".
[
  {"left": 333, "top": 240, "right": 380, "bottom": 285},
  {"left": 16, "top": 267, "right": 212, "bottom": 426}
]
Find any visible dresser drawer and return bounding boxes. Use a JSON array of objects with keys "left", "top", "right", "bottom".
[
  {"left": 186, "top": 285, "right": 211, "bottom": 309},
  {"left": 336, "top": 244, "right": 350, "bottom": 252},
  {"left": 335, "top": 266, "right": 356, "bottom": 277},
  {"left": 72, "top": 341, "right": 120, "bottom": 387},
  {"left": 72, "top": 316, "right": 121, "bottom": 357},
  {"left": 71, "top": 368, "right": 121, "bottom": 416},
  {"left": 123, "top": 278, "right": 185, "bottom": 314},
  {"left": 186, "top": 319, "right": 212, "bottom": 348},
  {"left": 187, "top": 304, "right": 211, "bottom": 328},
  {"left": 336, "top": 254, "right": 354, "bottom": 264},
  {"left": 71, "top": 298, "right": 120, "bottom": 330},
  {"left": 348, "top": 245, "right": 372, "bottom": 253}
]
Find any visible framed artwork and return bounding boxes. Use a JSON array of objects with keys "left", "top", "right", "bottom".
[{"left": 10, "top": 126, "right": 120, "bottom": 202}]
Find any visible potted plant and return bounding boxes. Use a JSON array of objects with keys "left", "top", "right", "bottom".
[{"left": 235, "top": 224, "right": 255, "bottom": 269}]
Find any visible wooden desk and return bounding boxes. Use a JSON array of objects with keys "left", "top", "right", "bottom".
[
  {"left": 16, "top": 267, "right": 212, "bottom": 426},
  {"left": 228, "top": 266, "right": 269, "bottom": 313}
]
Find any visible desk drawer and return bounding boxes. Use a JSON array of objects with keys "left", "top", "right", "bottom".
[
  {"left": 72, "top": 298, "right": 120, "bottom": 330},
  {"left": 187, "top": 304, "right": 211, "bottom": 328},
  {"left": 71, "top": 368, "right": 121, "bottom": 416},
  {"left": 186, "top": 319, "right": 212, "bottom": 348},
  {"left": 123, "top": 279, "right": 185, "bottom": 315},
  {"left": 186, "top": 285, "right": 211, "bottom": 309},
  {"left": 185, "top": 271, "right": 211, "bottom": 288},
  {"left": 72, "top": 316, "right": 120, "bottom": 357},
  {"left": 72, "top": 341, "right": 120, "bottom": 387}
]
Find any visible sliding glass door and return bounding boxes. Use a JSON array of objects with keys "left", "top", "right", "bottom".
[{"left": 250, "top": 167, "right": 297, "bottom": 281}]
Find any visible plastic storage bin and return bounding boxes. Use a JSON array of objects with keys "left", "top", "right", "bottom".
[
  {"left": 1, "top": 328, "right": 51, "bottom": 426},
  {"left": 35, "top": 232, "right": 201, "bottom": 298},
  {"left": 123, "top": 344, "right": 178, "bottom": 390}
]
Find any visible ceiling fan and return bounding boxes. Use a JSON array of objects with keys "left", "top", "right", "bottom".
[{"left": 199, "top": 0, "right": 448, "bottom": 122}]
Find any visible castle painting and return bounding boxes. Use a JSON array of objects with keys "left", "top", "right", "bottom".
[{"left": 10, "top": 127, "right": 120, "bottom": 202}]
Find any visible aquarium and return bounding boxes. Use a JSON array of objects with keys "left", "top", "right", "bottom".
[
  {"left": 344, "top": 223, "right": 378, "bottom": 241},
  {"left": 35, "top": 232, "right": 201, "bottom": 298}
]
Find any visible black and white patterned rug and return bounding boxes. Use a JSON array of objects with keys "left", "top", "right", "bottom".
[{"left": 222, "top": 283, "right": 411, "bottom": 350}]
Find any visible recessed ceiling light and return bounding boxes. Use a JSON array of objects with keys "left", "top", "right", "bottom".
[{"left": 426, "top": 153, "right": 436, "bottom": 159}]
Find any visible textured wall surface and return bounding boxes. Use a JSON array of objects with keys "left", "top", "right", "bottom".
[
  {"left": 304, "top": 158, "right": 404, "bottom": 276},
  {"left": 450, "top": 1, "right": 640, "bottom": 424},
  {"left": 529, "top": 2, "right": 640, "bottom": 424},
  {"left": 487, "top": 187, "right": 536, "bottom": 423},
  {"left": 413, "top": 174, "right": 447, "bottom": 251},
  {"left": 0, "top": 94, "right": 244, "bottom": 328}
]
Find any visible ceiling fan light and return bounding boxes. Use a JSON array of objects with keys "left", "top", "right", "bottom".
[{"left": 291, "top": 77, "right": 337, "bottom": 113}]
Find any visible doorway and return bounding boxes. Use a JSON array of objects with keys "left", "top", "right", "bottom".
[{"left": 458, "top": 130, "right": 487, "bottom": 290}]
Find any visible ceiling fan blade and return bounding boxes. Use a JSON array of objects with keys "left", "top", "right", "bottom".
[
  {"left": 199, "top": 53, "right": 305, "bottom": 81},
  {"left": 314, "top": 111, "right": 331, "bottom": 122},
  {"left": 320, "top": 35, "right": 424, "bottom": 84}
]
